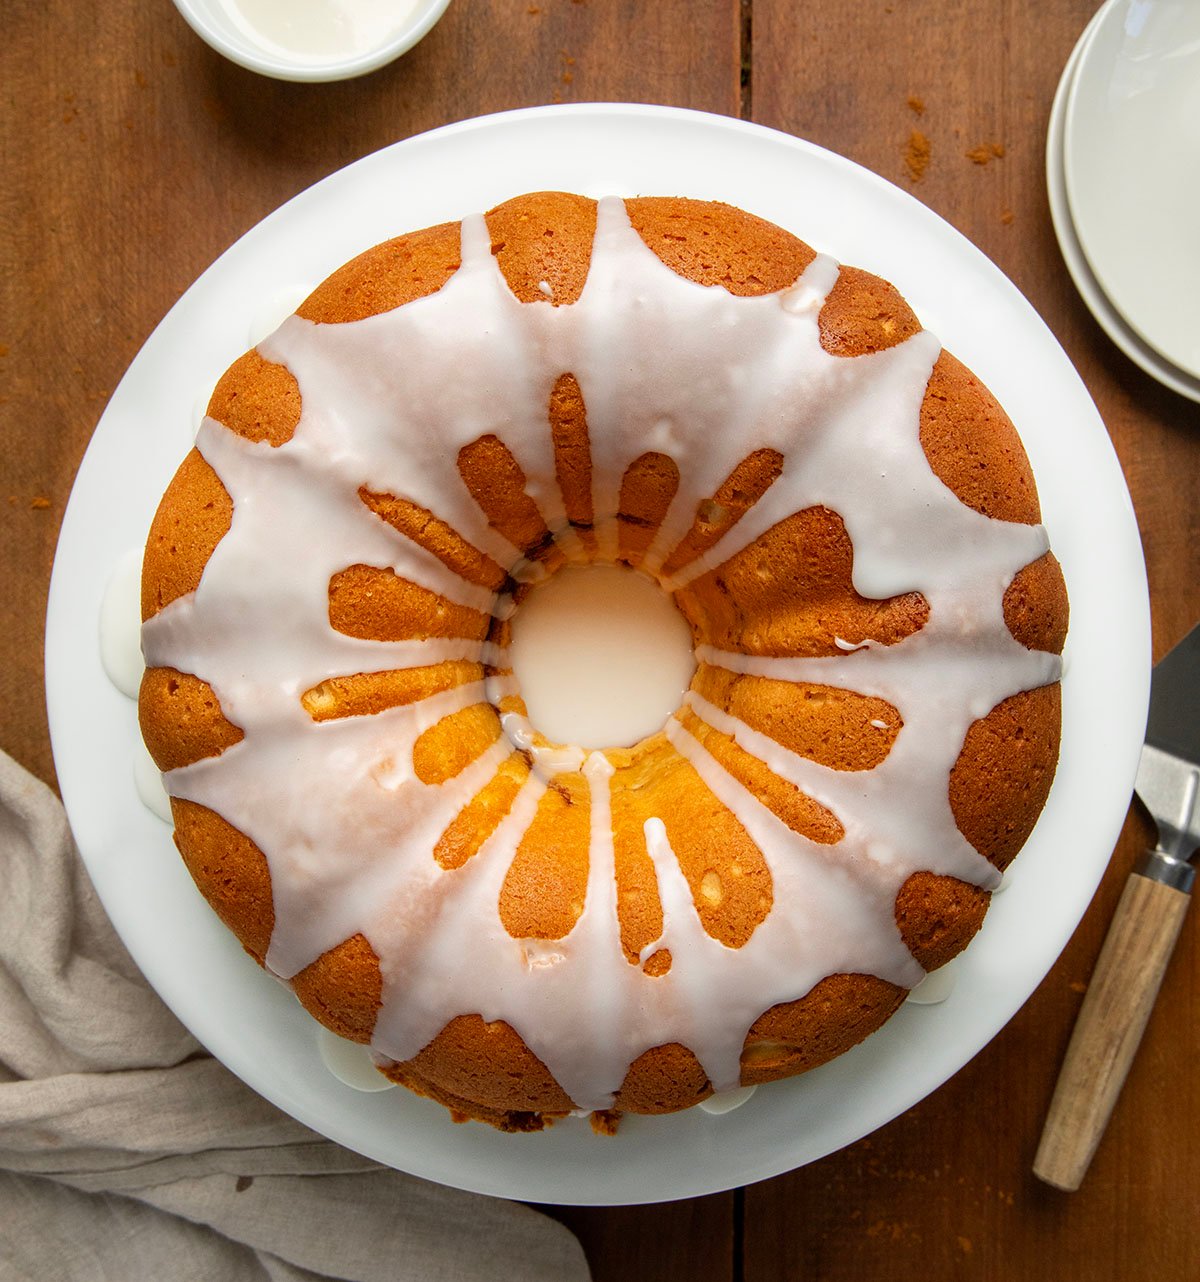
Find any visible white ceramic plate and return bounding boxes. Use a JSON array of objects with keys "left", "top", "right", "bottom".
[
  {"left": 1064, "top": 0, "right": 1200, "bottom": 379},
  {"left": 46, "top": 104, "right": 1150, "bottom": 1206},
  {"left": 1048, "top": 3, "right": 1200, "bottom": 404}
]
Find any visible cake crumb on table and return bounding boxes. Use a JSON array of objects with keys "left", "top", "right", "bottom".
[
  {"left": 966, "top": 141, "right": 1006, "bottom": 165},
  {"left": 590, "top": 1110, "right": 621, "bottom": 1137},
  {"left": 31, "top": 496, "right": 51, "bottom": 510},
  {"left": 904, "top": 129, "right": 931, "bottom": 182},
  {"left": 906, "top": 94, "right": 925, "bottom": 115},
  {"left": 1001, "top": 208, "right": 1015, "bottom": 225}
]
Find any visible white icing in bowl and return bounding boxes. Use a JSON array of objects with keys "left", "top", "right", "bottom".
[{"left": 170, "top": 0, "right": 451, "bottom": 83}]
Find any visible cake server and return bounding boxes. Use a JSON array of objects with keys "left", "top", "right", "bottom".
[{"left": 1034, "top": 621, "right": 1199, "bottom": 1191}]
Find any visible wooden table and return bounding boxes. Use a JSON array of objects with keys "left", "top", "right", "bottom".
[{"left": 5, "top": 2, "right": 1198, "bottom": 1277}]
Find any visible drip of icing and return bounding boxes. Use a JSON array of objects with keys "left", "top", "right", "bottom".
[
  {"left": 134, "top": 738, "right": 173, "bottom": 824},
  {"left": 698, "top": 1085, "right": 758, "bottom": 1115},
  {"left": 143, "top": 196, "right": 1062, "bottom": 1112},
  {"left": 100, "top": 547, "right": 145, "bottom": 700},
  {"left": 317, "top": 1026, "right": 398, "bottom": 1091},
  {"left": 98, "top": 546, "right": 176, "bottom": 824},
  {"left": 905, "top": 959, "right": 959, "bottom": 1005}
]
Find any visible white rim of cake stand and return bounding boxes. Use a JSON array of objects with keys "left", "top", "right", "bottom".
[{"left": 46, "top": 103, "right": 1149, "bottom": 1207}]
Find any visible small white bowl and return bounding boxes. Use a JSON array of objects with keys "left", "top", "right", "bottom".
[{"left": 171, "top": 0, "right": 452, "bottom": 83}]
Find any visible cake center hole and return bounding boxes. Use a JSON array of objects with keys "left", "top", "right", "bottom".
[{"left": 508, "top": 564, "right": 696, "bottom": 750}]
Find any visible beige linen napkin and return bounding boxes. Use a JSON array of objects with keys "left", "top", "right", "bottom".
[{"left": 0, "top": 751, "right": 589, "bottom": 1281}]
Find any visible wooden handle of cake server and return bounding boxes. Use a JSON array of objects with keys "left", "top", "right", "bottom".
[{"left": 1033, "top": 866, "right": 1192, "bottom": 1191}]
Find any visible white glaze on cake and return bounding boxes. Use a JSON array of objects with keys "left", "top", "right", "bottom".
[{"left": 141, "top": 197, "right": 1060, "bottom": 1111}]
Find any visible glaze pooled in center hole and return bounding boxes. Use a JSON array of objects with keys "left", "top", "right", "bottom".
[{"left": 507, "top": 563, "right": 697, "bottom": 749}]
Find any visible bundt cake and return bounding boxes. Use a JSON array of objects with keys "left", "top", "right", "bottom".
[{"left": 139, "top": 192, "right": 1068, "bottom": 1131}]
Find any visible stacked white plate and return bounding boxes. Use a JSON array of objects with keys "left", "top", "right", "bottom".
[{"left": 1048, "top": 0, "right": 1200, "bottom": 403}]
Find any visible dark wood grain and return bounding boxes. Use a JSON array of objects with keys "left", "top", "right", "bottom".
[
  {"left": 749, "top": 2, "right": 1200, "bottom": 1278},
  {"left": 543, "top": 1195, "right": 735, "bottom": 1282},
  {"left": 4, "top": 1, "right": 1198, "bottom": 1278}
]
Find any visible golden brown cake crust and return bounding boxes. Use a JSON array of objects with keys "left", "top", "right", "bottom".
[
  {"left": 142, "top": 449, "right": 232, "bottom": 621},
  {"left": 140, "top": 192, "right": 1067, "bottom": 1130}
]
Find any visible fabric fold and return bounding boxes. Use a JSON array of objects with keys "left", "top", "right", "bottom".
[{"left": 0, "top": 751, "right": 589, "bottom": 1282}]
